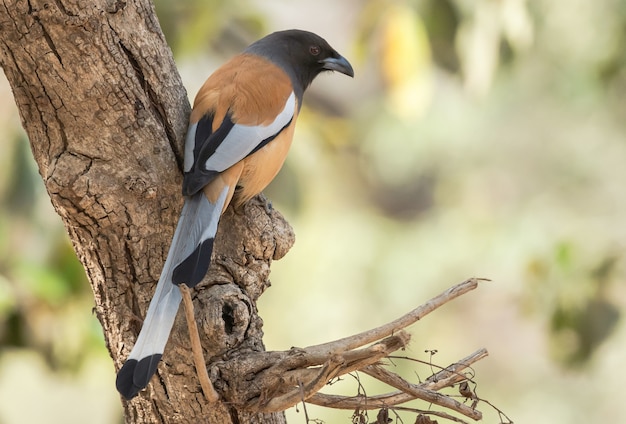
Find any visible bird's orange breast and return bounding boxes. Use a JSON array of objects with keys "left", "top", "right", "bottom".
[
  {"left": 190, "top": 53, "right": 294, "bottom": 127},
  {"left": 192, "top": 53, "right": 298, "bottom": 208}
]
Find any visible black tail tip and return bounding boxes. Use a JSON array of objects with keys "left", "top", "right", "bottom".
[
  {"left": 172, "top": 238, "right": 214, "bottom": 287},
  {"left": 116, "top": 359, "right": 142, "bottom": 400},
  {"left": 116, "top": 354, "right": 162, "bottom": 400}
]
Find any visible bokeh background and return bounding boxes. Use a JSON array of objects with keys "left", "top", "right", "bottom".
[{"left": 1, "top": 0, "right": 625, "bottom": 422}]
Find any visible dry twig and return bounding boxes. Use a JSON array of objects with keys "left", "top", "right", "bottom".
[
  {"left": 305, "top": 348, "right": 488, "bottom": 411},
  {"left": 363, "top": 364, "right": 482, "bottom": 421},
  {"left": 301, "top": 278, "right": 483, "bottom": 361},
  {"left": 179, "top": 284, "right": 219, "bottom": 403}
]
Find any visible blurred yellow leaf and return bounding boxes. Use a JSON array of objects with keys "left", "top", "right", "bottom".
[{"left": 380, "top": 3, "right": 433, "bottom": 119}]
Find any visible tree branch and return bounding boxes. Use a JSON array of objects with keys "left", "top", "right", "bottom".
[
  {"left": 302, "top": 278, "right": 484, "bottom": 360},
  {"left": 306, "top": 348, "right": 489, "bottom": 410},
  {"left": 210, "top": 278, "right": 494, "bottom": 423},
  {"left": 363, "top": 365, "right": 482, "bottom": 421}
]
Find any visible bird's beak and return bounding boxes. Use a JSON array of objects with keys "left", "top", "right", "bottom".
[{"left": 321, "top": 55, "right": 354, "bottom": 78}]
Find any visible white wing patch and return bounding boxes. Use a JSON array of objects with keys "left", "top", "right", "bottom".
[
  {"left": 203, "top": 92, "right": 296, "bottom": 172},
  {"left": 183, "top": 122, "right": 198, "bottom": 172}
]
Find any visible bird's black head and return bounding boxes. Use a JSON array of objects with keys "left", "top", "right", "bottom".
[{"left": 245, "top": 29, "right": 354, "bottom": 99}]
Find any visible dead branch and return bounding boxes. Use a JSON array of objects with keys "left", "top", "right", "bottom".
[
  {"left": 204, "top": 277, "right": 499, "bottom": 423},
  {"left": 422, "top": 348, "right": 489, "bottom": 391},
  {"left": 258, "top": 332, "right": 412, "bottom": 412},
  {"left": 300, "top": 278, "right": 484, "bottom": 361},
  {"left": 180, "top": 284, "right": 220, "bottom": 403},
  {"left": 363, "top": 365, "right": 482, "bottom": 421},
  {"left": 305, "top": 348, "right": 489, "bottom": 410}
]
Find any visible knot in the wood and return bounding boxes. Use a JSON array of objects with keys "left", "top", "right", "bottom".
[
  {"left": 195, "top": 284, "right": 251, "bottom": 357},
  {"left": 212, "top": 194, "right": 295, "bottom": 301}
]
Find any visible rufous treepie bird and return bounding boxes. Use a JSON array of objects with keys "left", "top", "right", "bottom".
[{"left": 115, "top": 29, "right": 354, "bottom": 400}]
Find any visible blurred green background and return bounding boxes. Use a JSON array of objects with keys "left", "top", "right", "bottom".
[{"left": 1, "top": 0, "right": 625, "bottom": 422}]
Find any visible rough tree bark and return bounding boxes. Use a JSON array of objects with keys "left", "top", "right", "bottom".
[{"left": 0, "top": 1, "right": 292, "bottom": 422}]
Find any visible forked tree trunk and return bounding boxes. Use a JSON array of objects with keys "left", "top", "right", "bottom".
[{"left": 0, "top": 1, "right": 293, "bottom": 422}]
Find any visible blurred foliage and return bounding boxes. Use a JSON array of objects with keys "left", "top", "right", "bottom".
[
  {"left": 1, "top": 0, "right": 626, "bottom": 423},
  {"left": 153, "top": 0, "right": 267, "bottom": 57},
  {"left": 525, "top": 242, "right": 621, "bottom": 366},
  {"left": 0, "top": 136, "right": 98, "bottom": 372}
]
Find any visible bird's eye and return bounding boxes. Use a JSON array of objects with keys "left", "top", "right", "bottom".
[{"left": 309, "top": 45, "right": 321, "bottom": 56}]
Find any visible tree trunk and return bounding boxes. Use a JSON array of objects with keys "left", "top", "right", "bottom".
[{"left": 0, "top": 1, "right": 293, "bottom": 422}]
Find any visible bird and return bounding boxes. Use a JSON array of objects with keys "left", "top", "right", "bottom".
[{"left": 115, "top": 29, "right": 354, "bottom": 400}]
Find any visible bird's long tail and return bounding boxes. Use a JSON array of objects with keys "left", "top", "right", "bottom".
[{"left": 115, "top": 187, "right": 229, "bottom": 399}]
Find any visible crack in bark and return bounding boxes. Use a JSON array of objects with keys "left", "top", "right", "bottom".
[
  {"left": 228, "top": 406, "right": 241, "bottom": 424},
  {"left": 123, "top": 239, "right": 139, "bottom": 287},
  {"left": 117, "top": 40, "right": 183, "bottom": 172},
  {"left": 29, "top": 4, "right": 64, "bottom": 68},
  {"left": 52, "top": 0, "right": 76, "bottom": 16},
  {"left": 157, "top": 369, "right": 171, "bottom": 402},
  {"left": 153, "top": 388, "right": 169, "bottom": 423}
]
